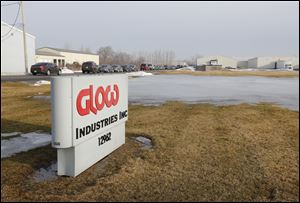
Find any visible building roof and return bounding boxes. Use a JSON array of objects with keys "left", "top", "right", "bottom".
[
  {"left": 35, "top": 50, "right": 65, "bottom": 57},
  {"left": 37, "top": 47, "right": 98, "bottom": 55},
  {"left": 1, "top": 21, "right": 35, "bottom": 39}
]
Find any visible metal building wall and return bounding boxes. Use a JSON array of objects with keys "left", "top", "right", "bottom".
[{"left": 1, "top": 21, "right": 35, "bottom": 75}]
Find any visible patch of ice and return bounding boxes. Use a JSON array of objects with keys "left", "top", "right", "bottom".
[
  {"left": 176, "top": 66, "right": 195, "bottom": 71},
  {"left": 234, "top": 68, "right": 295, "bottom": 72},
  {"left": 128, "top": 75, "right": 299, "bottom": 111},
  {"left": 32, "top": 95, "right": 50, "bottom": 101},
  {"left": 126, "top": 71, "right": 153, "bottom": 77},
  {"left": 60, "top": 68, "right": 74, "bottom": 74},
  {"left": 1, "top": 132, "right": 22, "bottom": 138},
  {"left": 1, "top": 132, "right": 52, "bottom": 158},
  {"left": 33, "top": 162, "right": 58, "bottom": 182},
  {"left": 33, "top": 80, "right": 51, "bottom": 86},
  {"left": 132, "top": 136, "right": 153, "bottom": 149}
]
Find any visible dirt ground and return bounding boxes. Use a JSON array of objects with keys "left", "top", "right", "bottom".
[{"left": 1, "top": 82, "right": 299, "bottom": 201}]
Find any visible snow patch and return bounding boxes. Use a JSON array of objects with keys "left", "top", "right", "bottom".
[
  {"left": 33, "top": 80, "right": 51, "bottom": 86},
  {"left": 74, "top": 70, "right": 83, "bottom": 73},
  {"left": 176, "top": 66, "right": 195, "bottom": 71},
  {"left": 132, "top": 136, "right": 153, "bottom": 149},
  {"left": 60, "top": 68, "right": 74, "bottom": 74},
  {"left": 1, "top": 132, "right": 52, "bottom": 158},
  {"left": 1, "top": 132, "right": 22, "bottom": 138},
  {"left": 126, "top": 71, "right": 153, "bottom": 77},
  {"left": 33, "top": 162, "right": 58, "bottom": 182}
]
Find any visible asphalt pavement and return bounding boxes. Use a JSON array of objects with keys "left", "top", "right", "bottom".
[{"left": 1, "top": 73, "right": 81, "bottom": 82}]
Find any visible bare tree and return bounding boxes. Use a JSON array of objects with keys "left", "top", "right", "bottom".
[
  {"left": 97, "top": 46, "right": 115, "bottom": 64},
  {"left": 188, "top": 54, "right": 203, "bottom": 65},
  {"left": 84, "top": 47, "right": 92, "bottom": 54},
  {"left": 96, "top": 46, "right": 177, "bottom": 67},
  {"left": 80, "top": 45, "right": 85, "bottom": 52}
]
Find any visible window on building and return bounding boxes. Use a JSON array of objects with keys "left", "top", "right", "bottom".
[
  {"left": 53, "top": 59, "right": 57, "bottom": 64},
  {"left": 62, "top": 59, "right": 65, "bottom": 67}
]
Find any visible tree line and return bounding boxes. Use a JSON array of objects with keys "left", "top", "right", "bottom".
[{"left": 97, "top": 46, "right": 176, "bottom": 66}]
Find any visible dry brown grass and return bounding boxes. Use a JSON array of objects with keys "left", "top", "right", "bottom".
[
  {"left": 158, "top": 70, "right": 299, "bottom": 77},
  {"left": 1, "top": 82, "right": 299, "bottom": 201}
]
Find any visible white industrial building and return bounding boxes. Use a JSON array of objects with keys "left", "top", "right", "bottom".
[
  {"left": 196, "top": 55, "right": 299, "bottom": 70},
  {"left": 36, "top": 47, "right": 99, "bottom": 67},
  {"left": 247, "top": 56, "right": 299, "bottom": 70},
  {"left": 1, "top": 21, "right": 36, "bottom": 75},
  {"left": 196, "top": 56, "right": 238, "bottom": 68}
]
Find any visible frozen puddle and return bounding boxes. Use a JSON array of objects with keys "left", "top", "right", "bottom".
[
  {"left": 1, "top": 132, "right": 52, "bottom": 158},
  {"left": 129, "top": 75, "right": 299, "bottom": 111},
  {"left": 131, "top": 136, "right": 153, "bottom": 149},
  {"left": 33, "top": 162, "right": 58, "bottom": 182}
]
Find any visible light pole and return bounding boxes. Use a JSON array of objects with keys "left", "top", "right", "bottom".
[{"left": 20, "top": 1, "right": 28, "bottom": 74}]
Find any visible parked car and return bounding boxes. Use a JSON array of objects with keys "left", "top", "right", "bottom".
[
  {"left": 148, "top": 64, "right": 155, "bottom": 70},
  {"left": 112, "top": 65, "right": 123, "bottom": 73},
  {"left": 153, "top": 65, "right": 161, "bottom": 70},
  {"left": 122, "top": 65, "right": 131, "bottom": 72},
  {"left": 98, "top": 64, "right": 111, "bottom": 73},
  {"left": 130, "top": 64, "right": 138, "bottom": 72},
  {"left": 82, "top": 61, "right": 98, "bottom": 73},
  {"left": 31, "top": 62, "right": 61, "bottom": 76},
  {"left": 140, "top": 63, "right": 149, "bottom": 71}
]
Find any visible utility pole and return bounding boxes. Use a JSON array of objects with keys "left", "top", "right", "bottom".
[{"left": 20, "top": 1, "right": 28, "bottom": 74}]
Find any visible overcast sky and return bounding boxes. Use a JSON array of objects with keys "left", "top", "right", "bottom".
[{"left": 1, "top": 1, "right": 299, "bottom": 59}]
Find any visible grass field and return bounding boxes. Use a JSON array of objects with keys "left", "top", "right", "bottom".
[
  {"left": 1, "top": 82, "right": 299, "bottom": 201},
  {"left": 158, "top": 70, "right": 299, "bottom": 78}
]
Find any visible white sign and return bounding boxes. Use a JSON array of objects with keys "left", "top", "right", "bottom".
[{"left": 51, "top": 74, "right": 128, "bottom": 177}]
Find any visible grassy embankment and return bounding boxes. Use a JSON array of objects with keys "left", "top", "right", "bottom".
[
  {"left": 158, "top": 70, "right": 299, "bottom": 77},
  {"left": 1, "top": 82, "right": 299, "bottom": 201}
]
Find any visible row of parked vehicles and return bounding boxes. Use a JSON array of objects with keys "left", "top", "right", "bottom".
[
  {"left": 82, "top": 61, "right": 139, "bottom": 74},
  {"left": 140, "top": 64, "right": 184, "bottom": 71},
  {"left": 30, "top": 61, "right": 139, "bottom": 75},
  {"left": 82, "top": 62, "right": 185, "bottom": 74},
  {"left": 30, "top": 61, "right": 185, "bottom": 76}
]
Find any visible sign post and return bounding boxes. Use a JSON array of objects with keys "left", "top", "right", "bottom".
[{"left": 51, "top": 74, "right": 128, "bottom": 177}]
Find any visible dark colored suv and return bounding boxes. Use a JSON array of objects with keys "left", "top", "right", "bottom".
[
  {"left": 31, "top": 62, "right": 60, "bottom": 75},
  {"left": 82, "top": 61, "right": 98, "bottom": 73}
]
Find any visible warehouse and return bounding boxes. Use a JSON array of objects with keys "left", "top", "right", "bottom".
[
  {"left": 35, "top": 47, "right": 99, "bottom": 68},
  {"left": 196, "top": 56, "right": 238, "bottom": 68},
  {"left": 1, "top": 21, "right": 36, "bottom": 75},
  {"left": 247, "top": 56, "right": 299, "bottom": 69}
]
